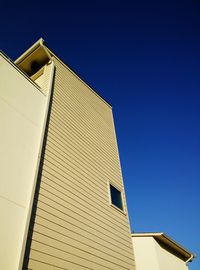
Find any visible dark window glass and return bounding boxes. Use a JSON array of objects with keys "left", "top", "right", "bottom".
[{"left": 110, "top": 184, "right": 123, "bottom": 211}]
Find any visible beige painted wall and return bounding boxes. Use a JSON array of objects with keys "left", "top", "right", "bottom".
[
  {"left": 0, "top": 54, "right": 51, "bottom": 270},
  {"left": 154, "top": 239, "right": 188, "bottom": 270},
  {"left": 133, "top": 237, "right": 160, "bottom": 270},
  {"left": 132, "top": 236, "right": 189, "bottom": 270},
  {"left": 24, "top": 51, "right": 136, "bottom": 269}
]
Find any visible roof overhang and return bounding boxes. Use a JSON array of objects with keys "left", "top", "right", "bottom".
[
  {"left": 15, "top": 38, "right": 51, "bottom": 76},
  {"left": 132, "top": 232, "right": 195, "bottom": 262},
  {"left": 14, "top": 38, "right": 112, "bottom": 108}
]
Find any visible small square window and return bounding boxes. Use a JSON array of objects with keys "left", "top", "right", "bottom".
[{"left": 110, "top": 184, "right": 123, "bottom": 211}]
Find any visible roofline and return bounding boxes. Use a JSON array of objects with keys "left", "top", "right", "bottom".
[
  {"left": 14, "top": 38, "right": 112, "bottom": 109},
  {"left": 44, "top": 45, "right": 112, "bottom": 108},
  {"left": 131, "top": 232, "right": 195, "bottom": 262},
  {"left": 15, "top": 38, "right": 44, "bottom": 64},
  {"left": 0, "top": 51, "right": 42, "bottom": 93},
  {"left": 15, "top": 38, "right": 50, "bottom": 65}
]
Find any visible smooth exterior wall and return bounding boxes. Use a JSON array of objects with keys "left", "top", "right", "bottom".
[
  {"left": 133, "top": 237, "right": 160, "bottom": 270},
  {"left": 0, "top": 54, "right": 49, "bottom": 270},
  {"left": 154, "top": 239, "right": 189, "bottom": 270},
  {"left": 132, "top": 236, "right": 189, "bottom": 270},
  {"left": 25, "top": 54, "right": 136, "bottom": 270}
]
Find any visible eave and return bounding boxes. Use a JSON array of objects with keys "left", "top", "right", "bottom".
[{"left": 132, "top": 232, "right": 195, "bottom": 262}]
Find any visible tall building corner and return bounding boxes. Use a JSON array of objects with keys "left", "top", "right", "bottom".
[{"left": 0, "top": 40, "right": 136, "bottom": 270}]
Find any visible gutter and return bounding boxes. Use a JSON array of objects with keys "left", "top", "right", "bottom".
[
  {"left": 132, "top": 232, "right": 195, "bottom": 263},
  {"left": 185, "top": 253, "right": 195, "bottom": 264},
  {"left": 15, "top": 38, "right": 52, "bottom": 77},
  {"left": 15, "top": 38, "right": 45, "bottom": 64}
]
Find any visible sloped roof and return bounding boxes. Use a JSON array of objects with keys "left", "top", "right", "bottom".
[{"left": 132, "top": 232, "right": 195, "bottom": 262}]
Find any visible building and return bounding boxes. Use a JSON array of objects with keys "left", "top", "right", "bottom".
[
  {"left": 132, "top": 232, "right": 194, "bottom": 270},
  {"left": 0, "top": 39, "right": 136, "bottom": 270},
  {"left": 1, "top": 39, "right": 196, "bottom": 270}
]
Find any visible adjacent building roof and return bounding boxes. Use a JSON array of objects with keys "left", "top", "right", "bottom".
[{"left": 132, "top": 232, "right": 195, "bottom": 263}]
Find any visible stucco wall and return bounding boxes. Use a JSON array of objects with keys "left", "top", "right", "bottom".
[{"left": 0, "top": 54, "right": 50, "bottom": 269}]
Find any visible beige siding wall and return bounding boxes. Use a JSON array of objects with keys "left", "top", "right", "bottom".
[{"left": 24, "top": 56, "right": 135, "bottom": 269}]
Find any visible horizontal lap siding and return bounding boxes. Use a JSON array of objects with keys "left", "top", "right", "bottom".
[{"left": 25, "top": 57, "right": 135, "bottom": 269}]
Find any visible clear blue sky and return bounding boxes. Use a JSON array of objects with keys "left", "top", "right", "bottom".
[{"left": 1, "top": 0, "right": 199, "bottom": 269}]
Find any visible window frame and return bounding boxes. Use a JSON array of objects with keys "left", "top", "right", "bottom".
[{"left": 108, "top": 182, "right": 126, "bottom": 214}]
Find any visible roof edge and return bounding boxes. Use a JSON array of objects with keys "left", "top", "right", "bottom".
[
  {"left": 14, "top": 39, "right": 112, "bottom": 108},
  {"left": 0, "top": 50, "right": 42, "bottom": 92},
  {"left": 131, "top": 232, "right": 195, "bottom": 262},
  {"left": 44, "top": 45, "right": 112, "bottom": 109},
  {"left": 15, "top": 38, "right": 45, "bottom": 65},
  {"left": 14, "top": 38, "right": 52, "bottom": 76}
]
